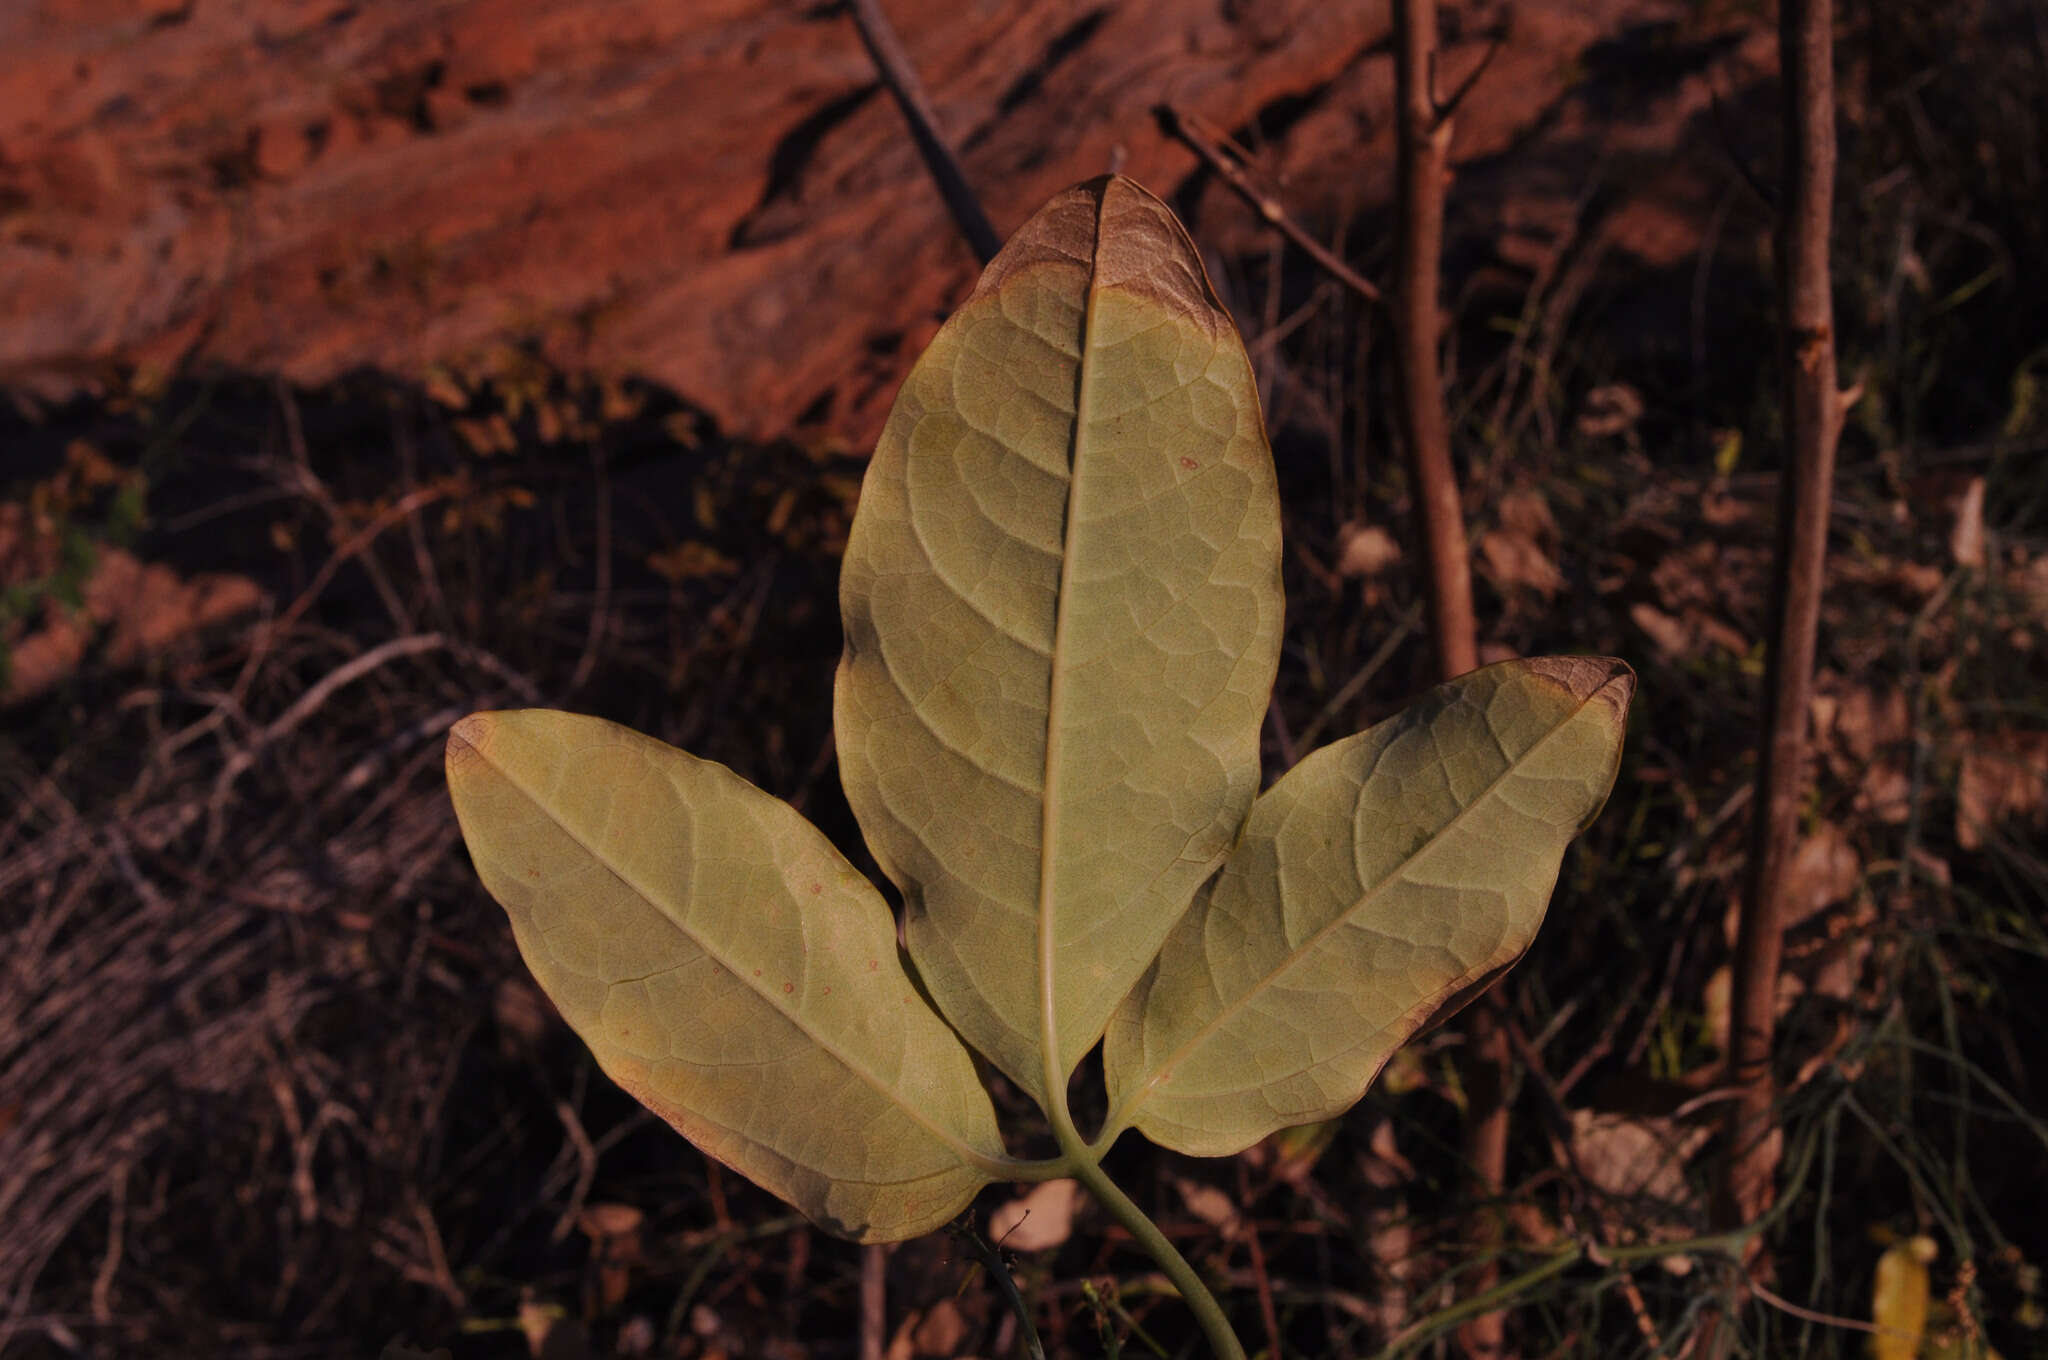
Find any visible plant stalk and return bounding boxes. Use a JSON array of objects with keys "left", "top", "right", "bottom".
[
  {"left": 1392, "top": 0, "right": 1478, "bottom": 685},
  {"left": 1051, "top": 1117, "right": 1247, "bottom": 1360},
  {"left": 1716, "top": 0, "right": 1845, "bottom": 1245},
  {"left": 860, "top": 1243, "right": 887, "bottom": 1360},
  {"left": 847, "top": 0, "right": 1002, "bottom": 265},
  {"left": 1392, "top": 4, "right": 1503, "bottom": 1355}
]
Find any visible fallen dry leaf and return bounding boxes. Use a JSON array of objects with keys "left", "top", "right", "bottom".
[
  {"left": 1500, "top": 487, "right": 1557, "bottom": 542},
  {"left": 987, "top": 1178, "right": 1082, "bottom": 1252},
  {"left": 1956, "top": 733, "right": 2048, "bottom": 850},
  {"left": 1479, "top": 489, "right": 1565, "bottom": 598},
  {"left": 1949, "top": 476, "right": 1986, "bottom": 569},
  {"left": 1, "top": 609, "right": 92, "bottom": 705},
  {"left": 1699, "top": 486, "right": 1754, "bottom": 528},
  {"left": 1571, "top": 1109, "right": 1707, "bottom": 1204},
  {"left": 1576, "top": 383, "right": 1645, "bottom": 437},
  {"left": 1480, "top": 527, "right": 1564, "bottom": 597},
  {"left": 1171, "top": 1175, "right": 1243, "bottom": 1238},
  {"left": 1649, "top": 538, "right": 1764, "bottom": 626},
  {"left": 1508, "top": 1199, "right": 1562, "bottom": 1249},
  {"left": 1813, "top": 681, "right": 1916, "bottom": 824},
  {"left": 1854, "top": 763, "right": 1915, "bottom": 825},
  {"left": 92, "top": 550, "right": 265, "bottom": 666},
  {"left": 517, "top": 1300, "right": 592, "bottom": 1360},
  {"left": 1779, "top": 822, "right": 1861, "bottom": 931},
  {"left": 1335, "top": 522, "right": 1402, "bottom": 579},
  {"left": 493, "top": 977, "right": 553, "bottom": 1054},
  {"left": 1802, "top": 909, "right": 1874, "bottom": 1005},
  {"left": 912, "top": 1299, "right": 969, "bottom": 1357},
  {"left": 1629, "top": 601, "right": 1748, "bottom": 661},
  {"left": 646, "top": 541, "right": 739, "bottom": 584},
  {"left": 576, "top": 1203, "right": 644, "bottom": 1312},
  {"left": 2018, "top": 553, "right": 2048, "bottom": 622},
  {"left": 1892, "top": 560, "right": 1946, "bottom": 597},
  {"left": 1631, "top": 602, "right": 1691, "bottom": 659},
  {"left": 2, "top": 546, "right": 264, "bottom": 706},
  {"left": 1703, "top": 958, "right": 1803, "bottom": 1046},
  {"left": 1569, "top": 1109, "right": 1711, "bottom": 1245}
]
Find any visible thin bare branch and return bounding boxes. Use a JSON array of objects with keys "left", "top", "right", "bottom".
[
  {"left": 847, "top": 0, "right": 1001, "bottom": 265},
  {"left": 1392, "top": 0, "right": 1479, "bottom": 684},
  {"left": 860, "top": 1244, "right": 886, "bottom": 1360},
  {"left": 1715, "top": 0, "right": 1847, "bottom": 1287},
  {"left": 1392, "top": 6, "right": 1502, "bottom": 1354},
  {"left": 1158, "top": 104, "right": 1384, "bottom": 304}
]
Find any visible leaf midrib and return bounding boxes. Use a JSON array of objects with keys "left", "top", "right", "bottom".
[
  {"left": 1104, "top": 676, "right": 1614, "bottom": 1134},
  {"left": 475, "top": 737, "right": 1011, "bottom": 1176},
  {"left": 1036, "top": 188, "right": 1109, "bottom": 1100}
]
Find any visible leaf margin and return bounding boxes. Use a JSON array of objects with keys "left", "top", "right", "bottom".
[
  {"left": 445, "top": 707, "right": 1018, "bottom": 1242},
  {"left": 1101, "top": 656, "right": 1636, "bottom": 1157}
]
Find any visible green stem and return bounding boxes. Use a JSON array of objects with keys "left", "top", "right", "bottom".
[
  {"left": 1051, "top": 1115, "right": 1247, "bottom": 1360},
  {"left": 1373, "top": 1247, "right": 1580, "bottom": 1357},
  {"left": 1369, "top": 1229, "right": 1756, "bottom": 1359},
  {"left": 975, "top": 1152, "right": 1076, "bottom": 1182}
]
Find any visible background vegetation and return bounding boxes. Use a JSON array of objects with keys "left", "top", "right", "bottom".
[{"left": 2, "top": 1, "right": 2043, "bottom": 1356}]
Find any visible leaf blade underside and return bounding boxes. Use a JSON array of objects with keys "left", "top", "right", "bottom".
[
  {"left": 445, "top": 709, "right": 1007, "bottom": 1242},
  {"left": 1103, "top": 657, "right": 1635, "bottom": 1156},
  {"left": 834, "top": 175, "right": 1284, "bottom": 1100}
]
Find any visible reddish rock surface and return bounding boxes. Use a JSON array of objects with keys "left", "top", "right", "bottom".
[{"left": 0, "top": 0, "right": 1769, "bottom": 443}]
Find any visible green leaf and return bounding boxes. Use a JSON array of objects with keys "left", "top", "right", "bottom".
[
  {"left": 445, "top": 709, "right": 1009, "bottom": 1242},
  {"left": 834, "top": 175, "right": 1283, "bottom": 1101},
  {"left": 1102, "top": 658, "right": 1634, "bottom": 1156}
]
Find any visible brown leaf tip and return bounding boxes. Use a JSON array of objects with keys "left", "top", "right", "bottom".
[
  {"left": 445, "top": 712, "right": 496, "bottom": 773},
  {"left": 1524, "top": 655, "right": 1637, "bottom": 722}
]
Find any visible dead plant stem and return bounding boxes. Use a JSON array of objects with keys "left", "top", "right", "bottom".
[
  {"left": 1392, "top": 0, "right": 1478, "bottom": 684},
  {"left": 1236, "top": 1159, "right": 1285, "bottom": 1360},
  {"left": 848, "top": 0, "right": 1001, "bottom": 265},
  {"left": 1391, "top": 4, "right": 1502, "bottom": 1355},
  {"left": 1161, "top": 105, "right": 1384, "bottom": 305},
  {"left": 859, "top": 1243, "right": 886, "bottom": 1360},
  {"left": 1716, "top": 0, "right": 1848, "bottom": 1254}
]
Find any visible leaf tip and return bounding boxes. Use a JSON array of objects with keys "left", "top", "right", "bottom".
[
  {"left": 1592, "top": 657, "right": 1637, "bottom": 722},
  {"left": 445, "top": 711, "right": 497, "bottom": 775},
  {"left": 1524, "top": 655, "right": 1636, "bottom": 724}
]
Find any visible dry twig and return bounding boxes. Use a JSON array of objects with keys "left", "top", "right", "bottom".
[
  {"left": 1388, "top": 4, "right": 1505, "bottom": 1354},
  {"left": 1715, "top": 0, "right": 1854, "bottom": 1250},
  {"left": 1158, "top": 105, "right": 1384, "bottom": 305},
  {"left": 848, "top": 0, "right": 1001, "bottom": 265}
]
